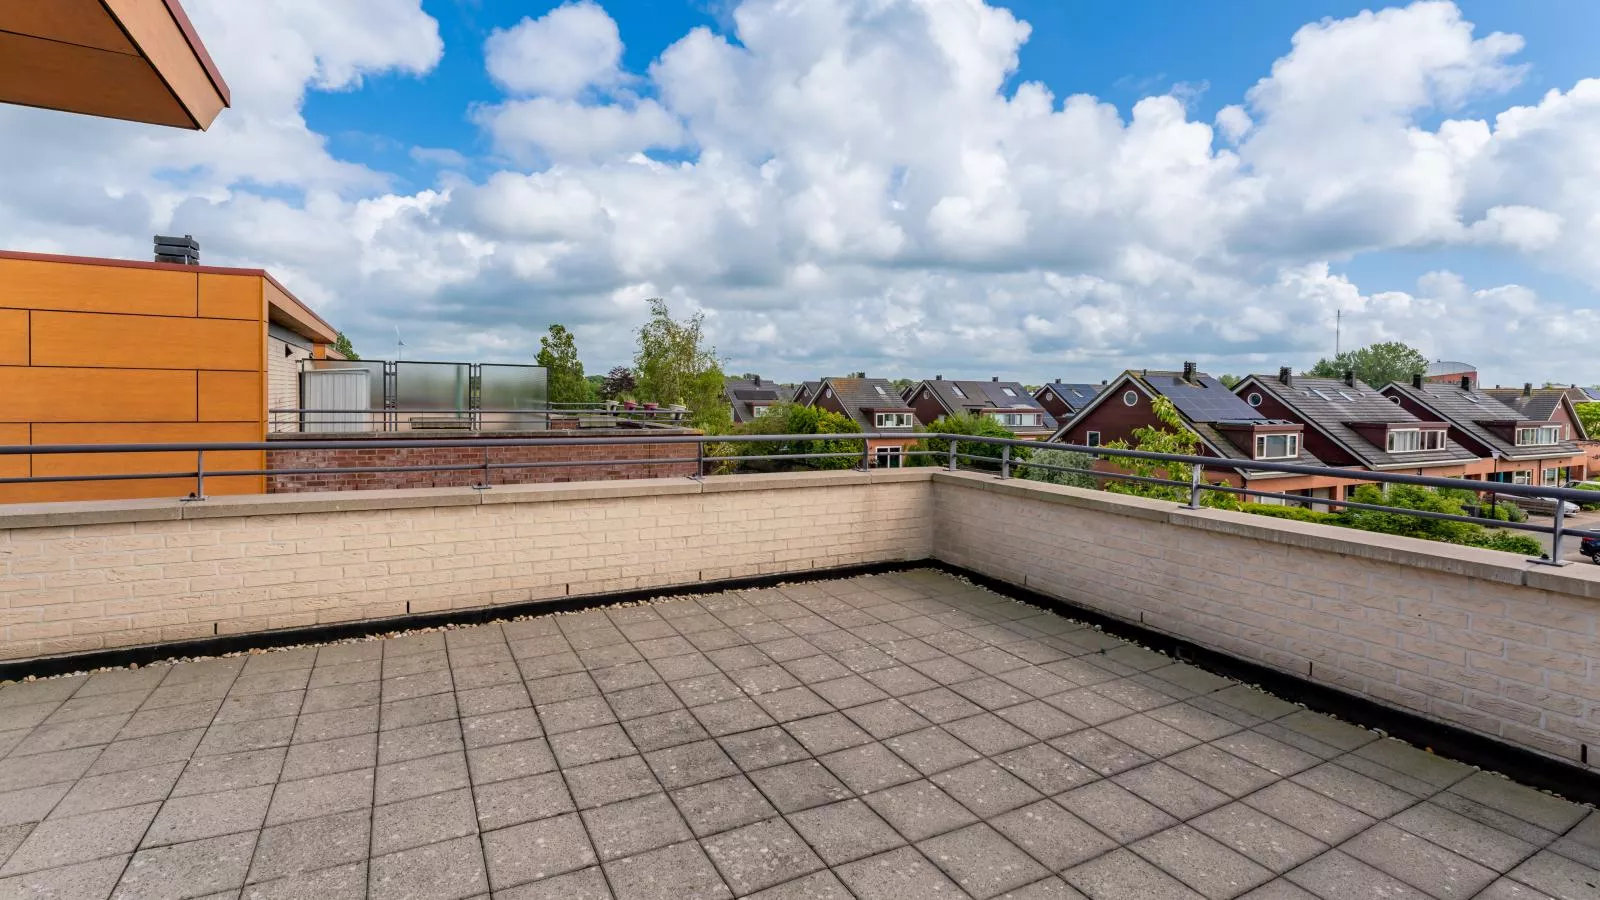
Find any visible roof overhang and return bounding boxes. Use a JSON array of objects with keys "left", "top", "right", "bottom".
[{"left": 0, "top": 0, "right": 230, "bottom": 129}]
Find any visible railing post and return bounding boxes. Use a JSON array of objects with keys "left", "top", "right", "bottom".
[
  {"left": 947, "top": 439, "right": 958, "bottom": 472},
  {"left": 693, "top": 439, "right": 705, "bottom": 481},
  {"left": 474, "top": 447, "right": 491, "bottom": 490},
  {"left": 183, "top": 449, "right": 207, "bottom": 502},
  {"left": 1000, "top": 444, "right": 1011, "bottom": 480},
  {"left": 1182, "top": 464, "right": 1202, "bottom": 509},
  {"left": 1540, "top": 499, "right": 1569, "bottom": 566},
  {"left": 859, "top": 438, "right": 871, "bottom": 473}
]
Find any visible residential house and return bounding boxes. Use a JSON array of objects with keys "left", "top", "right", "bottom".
[
  {"left": 1482, "top": 384, "right": 1590, "bottom": 442},
  {"left": 1381, "top": 375, "right": 1588, "bottom": 487},
  {"left": 725, "top": 376, "right": 782, "bottom": 425},
  {"left": 1033, "top": 381, "right": 1108, "bottom": 424},
  {"left": 792, "top": 381, "right": 823, "bottom": 405},
  {"left": 904, "top": 376, "right": 1058, "bottom": 439},
  {"left": 1050, "top": 363, "right": 1349, "bottom": 505},
  {"left": 801, "top": 375, "right": 918, "bottom": 467},
  {"left": 1233, "top": 369, "right": 1483, "bottom": 501},
  {"left": 1423, "top": 360, "right": 1477, "bottom": 385}
]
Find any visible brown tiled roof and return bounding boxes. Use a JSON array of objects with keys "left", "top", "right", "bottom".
[
  {"left": 1383, "top": 382, "right": 1583, "bottom": 461},
  {"left": 1035, "top": 382, "right": 1105, "bottom": 415},
  {"left": 1240, "top": 375, "right": 1479, "bottom": 469},
  {"left": 816, "top": 377, "right": 915, "bottom": 431},
  {"left": 914, "top": 380, "right": 1057, "bottom": 434}
]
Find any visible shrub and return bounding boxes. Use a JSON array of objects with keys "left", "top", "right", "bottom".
[
  {"left": 707, "top": 402, "right": 862, "bottom": 473},
  {"left": 1471, "top": 531, "right": 1545, "bottom": 556},
  {"left": 1019, "top": 449, "right": 1096, "bottom": 488},
  {"left": 1575, "top": 481, "right": 1600, "bottom": 511},
  {"left": 1238, "top": 503, "right": 1336, "bottom": 524},
  {"left": 910, "top": 413, "right": 1025, "bottom": 472}
]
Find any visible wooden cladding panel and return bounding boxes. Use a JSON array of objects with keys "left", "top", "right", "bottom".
[
  {"left": 0, "top": 309, "right": 25, "bottom": 366},
  {"left": 0, "top": 0, "right": 138, "bottom": 53},
  {"left": 103, "top": 0, "right": 226, "bottom": 129},
  {"left": 0, "top": 367, "right": 196, "bottom": 423},
  {"left": 30, "top": 311, "right": 259, "bottom": 370},
  {"left": 0, "top": 257, "right": 197, "bottom": 316},
  {"left": 19, "top": 422, "right": 265, "bottom": 502},
  {"left": 0, "top": 424, "right": 27, "bottom": 479},
  {"left": 199, "top": 371, "right": 262, "bottom": 422},
  {"left": 0, "top": 31, "right": 191, "bottom": 129},
  {"left": 198, "top": 273, "right": 262, "bottom": 320}
]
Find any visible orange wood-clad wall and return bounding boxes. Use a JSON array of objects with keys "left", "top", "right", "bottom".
[{"left": 0, "top": 257, "right": 269, "bottom": 502}]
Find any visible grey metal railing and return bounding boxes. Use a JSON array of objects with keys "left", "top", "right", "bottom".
[
  {"left": 0, "top": 432, "right": 1595, "bottom": 565},
  {"left": 267, "top": 406, "right": 688, "bottom": 434}
]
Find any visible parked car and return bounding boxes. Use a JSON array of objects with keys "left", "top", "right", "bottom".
[
  {"left": 1582, "top": 536, "right": 1599, "bottom": 564},
  {"left": 1492, "top": 494, "right": 1580, "bottom": 517}
]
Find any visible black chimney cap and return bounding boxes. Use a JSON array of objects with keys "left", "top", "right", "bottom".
[
  {"left": 1523, "top": 382, "right": 1532, "bottom": 397},
  {"left": 991, "top": 376, "right": 999, "bottom": 382},
  {"left": 1278, "top": 366, "right": 1292, "bottom": 386},
  {"left": 1412, "top": 373, "right": 1424, "bottom": 389},
  {"left": 1460, "top": 375, "right": 1473, "bottom": 391},
  {"left": 153, "top": 234, "right": 199, "bottom": 265},
  {"left": 1181, "top": 361, "right": 1197, "bottom": 383},
  {"left": 1343, "top": 370, "right": 1356, "bottom": 388}
]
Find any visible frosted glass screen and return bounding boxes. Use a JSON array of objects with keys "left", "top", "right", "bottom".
[{"left": 480, "top": 364, "right": 548, "bottom": 431}]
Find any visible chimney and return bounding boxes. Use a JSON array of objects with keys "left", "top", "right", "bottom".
[
  {"left": 1182, "top": 361, "right": 1197, "bottom": 384},
  {"left": 1101, "top": 379, "right": 1108, "bottom": 385},
  {"left": 1523, "top": 382, "right": 1532, "bottom": 397},
  {"left": 1278, "top": 366, "right": 1292, "bottom": 386},
  {"left": 1411, "top": 373, "right": 1424, "bottom": 389},
  {"left": 1343, "top": 370, "right": 1356, "bottom": 388},
  {"left": 753, "top": 375, "right": 761, "bottom": 387},
  {"left": 991, "top": 376, "right": 999, "bottom": 382},
  {"left": 153, "top": 234, "right": 199, "bottom": 265},
  {"left": 935, "top": 374, "right": 942, "bottom": 380},
  {"left": 1460, "top": 375, "right": 1473, "bottom": 391}
]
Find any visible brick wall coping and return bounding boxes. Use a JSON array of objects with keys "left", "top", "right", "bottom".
[
  {"left": 0, "top": 469, "right": 935, "bottom": 530},
  {"left": 933, "top": 471, "right": 1600, "bottom": 602}
]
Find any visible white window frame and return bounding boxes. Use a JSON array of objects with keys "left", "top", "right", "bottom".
[
  {"left": 1543, "top": 467, "right": 1561, "bottom": 487},
  {"left": 989, "top": 412, "right": 1041, "bottom": 428},
  {"left": 875, "top": 446, "right": 903, "bottom": 469},
  {"left": 874, "top": 412, "right": 913, "bottom": 428},
  {"left": 1086, "top": 431, "right": 1101, "bottom": 447},
  {"left": 752, "top": 404, "right": 773, "bottom": 417},
  {"left": 1000, "top": 387, "right": 1016, "bottom": 397},
  {"left": 1516, "top": 425, "right": 1561, "bottom": 446},
  {"left": 1122, "top": 390, "right": 1138, "bottom": 407},
  {"left": 950, "top": 385, "right": 966, "bottom": 399},
  {"left": 1254, "top": 433, "right": 1299, "bottom": 460},
  {"left": 1512, "top": 470, "right": 1533, "bottom": 485},
  {"left": 1245, "top": 392, "right": 1262, "bottom": 407}
]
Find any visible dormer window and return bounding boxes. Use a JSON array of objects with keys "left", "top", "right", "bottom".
[
  {"left": 1516, "top": 425, "right": 1561, "bottom": 446},
  {"left": 1387, "top": 429, "right": 1446, "bottom": 452},
  {"left": 1254, "top": 433, "right": 1299, "bottom": 460},
  {"left": 875, "top": 412, "right": 913, "bottom": 428},
  {"left": 989, "top": 412, "right": 1041, "bottom": 427}
]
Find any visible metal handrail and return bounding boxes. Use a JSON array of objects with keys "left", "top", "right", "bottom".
[
  {"left": 267, "top": 406, "right": 687, "bottom": 434},
  {"left": 0, "top": 432, "right": 1593, "bottom": 564}
]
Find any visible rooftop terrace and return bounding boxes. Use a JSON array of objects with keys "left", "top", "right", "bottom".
[{"left": 1, "top": 570, "right": 1596, "bottom": 899}]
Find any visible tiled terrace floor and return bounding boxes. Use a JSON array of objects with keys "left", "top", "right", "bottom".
[{"left": 1, "top": 570, "right": 1597, "bottom": 900}]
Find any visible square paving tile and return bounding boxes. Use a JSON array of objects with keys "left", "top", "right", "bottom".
[
  {"left": 703, "top": 818, "right": 824, "bottom": 895},
  {"left": 932, "top": 760, "right": 1043, "bottom": 818},
  {"left": 992, "top": 799, "right": 1117, "bottom": 871},
  {"left": 566, "top": 754, "right": 659, "bottom": 807},
  {"left": 1057, "top": 780, "right": 1177, "bottom": 845},
  {"left": 483, "top": 813, "right": 598, "bottom": 891},
  {"left": 1285, "top": 849, "right": 1429, "bottom": 899},
  {"left": 114, "top": 831, "right": 258, "bottom": 900},
  {"left": 0, "top": 802, "right": 158, "bottom": 876},
  {"left": 1065, "top": 848, "right": 1206, "bottom": 900},
  {"left": 862, "top": 779, "right": 979, "bottom": 842},
  {"left": 886, "top": 726, "right": 983, "bottom": 776},
  {"left": 672, "top": 774, "right": 779, "bottom": 838},
  {"left": 1343, "top": 822, "right": 1498, "bottom": 898},
  {"left": 1190, "top": 803, "right": 1328, "bottom": 874},
  {"left": 836, "top": 846, "right": 966, "bottom": 900},
  {"left": 718, "top": 726, "right": 810, "bottom": 771},
  {"left": 144, "top": 784, "right": 273, "bottom": 847},
  {"left": 248, "top": 810, "right": 371, "bottom": 884},
  {"left": 819, "top": 743, "right": 920, "bottom": 794},
  {"left": 473, "top": 771, "right": 573, "bottom": 831},
  {"left": 1133, "top": 825, "right": 1274, "bottom": 899},
  {"left": 749, "top": 760, "right": 853, "bottom": 814},
  {"left": 784, "top": 713, "right": 873, "bottom": 756},
  {"left": 582, "top": 792, "right": 691, "bottom": 861},
  {"left": 372, "top": 788, "right": 478, "bottom": 857},
  {"left": 604, "top": 840, "right": 731, "bottom": 900},
  {"left": 788, "top": 799, "right": 906, "bottom": 865},
  {"left": 921, "top": 822, "right": 1048, "bottom": 899}
]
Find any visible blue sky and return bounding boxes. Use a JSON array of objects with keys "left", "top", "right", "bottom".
[
  {"left": 7, "top": 0, "right": 1600, "bottom": 382},
  {"left": 307, "top": 0, "right": 1600, "bottom": 188}
]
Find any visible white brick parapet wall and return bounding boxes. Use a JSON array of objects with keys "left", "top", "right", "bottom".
[{"left": 2, "top": 468, "right": 1599, "bottom": 767}]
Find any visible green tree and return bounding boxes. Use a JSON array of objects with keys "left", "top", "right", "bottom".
[
  {"left": 536, "top": 324, "right": 594, "bottom": 405},
  {"left": 1217, "top": 374, "right": 1241, "bottom": 389},
  {"left": 910, "top": 413, "right": 1025, "bottom": 472},
  {"left": 332, "top": 332, "right": 359, "bottom": 361},
  {"left": 1101, "top": 396, "right": 1238, "bottom": 507},
  {"left": 1575, "top": 402, "right": 1600, "bottom": 439},
  {"left": 891, "top": 378, "right": 915, "bottom": 395},
  {"left": 709, "top": 402, "right": 863, "bottom": 473},
  {"left": 1306, "top": 341, "right": 1427, "bottom": 388},
  {"left": 1019, "top": 448, "right": 1097, "bottom": 488},
  {"left": 634, "top": 298, "right": 731, "bottom": 433}
]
